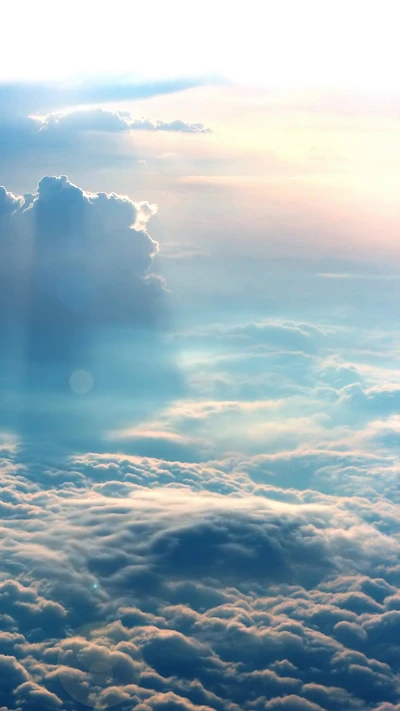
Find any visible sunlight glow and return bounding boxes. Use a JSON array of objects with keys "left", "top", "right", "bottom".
[{"left": 2, "top": 0, "right": 399, "bottom": 93}]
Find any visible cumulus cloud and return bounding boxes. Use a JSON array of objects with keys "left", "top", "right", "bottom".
[
  {"left": 36, "top": 109, "right": 213, "bottom": 134},
  {"left": 1, "top": 291, "right": 400, "bottom": 705},
  {"left": 0, "top": 84, "right": 212, "bottom": 180},
  {"left": 0, "top": 185, "right": 25, "bottom": 217},
  {"left": 0, "top": 174, "right": 160, "bottom": 335},
  {"left": 0, "top": 175, "right": 186, "bottom": 449},
  {"left": 0, "top": 441, "right": 398, "bottom": 711},
  {"left": 0, "top": 173, "right": 163, "bottom": 386},
  {"left": 0, "top": 105, "right": 400, "bottom": 711}
]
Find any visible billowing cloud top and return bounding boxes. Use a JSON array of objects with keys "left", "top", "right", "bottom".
[
  {"left": 0, "top": 438, "right": 399, "bottom": 711},
  {"left": 0, "top": 175, "right": 161, "bottom": 333},
  {"left": 37, "top": 108, "right": 213, "bottom": 134},
  {"left": 0, "top": 174, "right": 188, "bottom": 450},
  {"left": 0, "top": 185, "right": 25, "bottom": 217}
]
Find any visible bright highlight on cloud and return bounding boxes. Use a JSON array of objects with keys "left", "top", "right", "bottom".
[
  {"left": 0, "top": 174, "right": 183, "bottom": 448},
  {"left": 36, "top": 109, "right": 212, "bottom": 134},
  {"left": 0, "top": 174, "right": 160, "bottom": 336}
]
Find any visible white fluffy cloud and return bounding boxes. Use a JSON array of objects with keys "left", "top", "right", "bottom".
[
  {"left": 0, "top": 297, "right": 399, "bottom": 710},
  {"left": 0, "top": 174, "right": 185, "bottom": 449},
  {"left": 0, "top": 174, "right": 161, "bottom": 336},
  {"left": 0, "top": 101, "right": 399, "bottom": 711},
  {"left": 0, "top": 439, "right": 399, "bottom": 711},
  {"left": 36, "top": 109, "right": 212, "bottom": 134}
]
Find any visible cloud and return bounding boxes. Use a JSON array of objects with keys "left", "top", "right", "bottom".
[
  {"left": 335, "top": 383, "right": 400, "bottom": 421},
  {"left": 265, "top": 696, "right": 326, "bottom": 711},
  {"left": 0, "top": 76, "right": 209, "bottom": 116},
  {"left": 37, "top": 109, "right": 213, "bottom": 134},
  {"left": 0, "top": 185, "right": 25, "bottom": 217},
  {"left": 0, "top": 443, "right": 399, "bottom": 710},
  {"left": 0, "top": 175, "right": 185, "bottom": 450},
  {"left": 107, "top": 429, "right": 215, "bottom": 462},
  {"left": 0, "top": 174, "right": 160, "bottom": 338},
  {"left": 1, "top": 107, "right": 400, "bottom": 711},
  {"left": 0, "top": 108, "right": 212, "bottom": 185},
  {"left": 219, "top": 321, "right": 323, "bottom": 354}
]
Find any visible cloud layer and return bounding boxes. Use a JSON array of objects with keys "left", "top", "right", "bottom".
[
  {"left": 0, "top": 437, "right": 398, "bottom": 711},
  {"left": 0, "top": 70, "right": 399, "bottom": 711}
]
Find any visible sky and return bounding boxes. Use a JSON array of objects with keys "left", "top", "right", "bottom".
[{"left": 0, "top": 4, "right": 400, "bottom": 711}]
